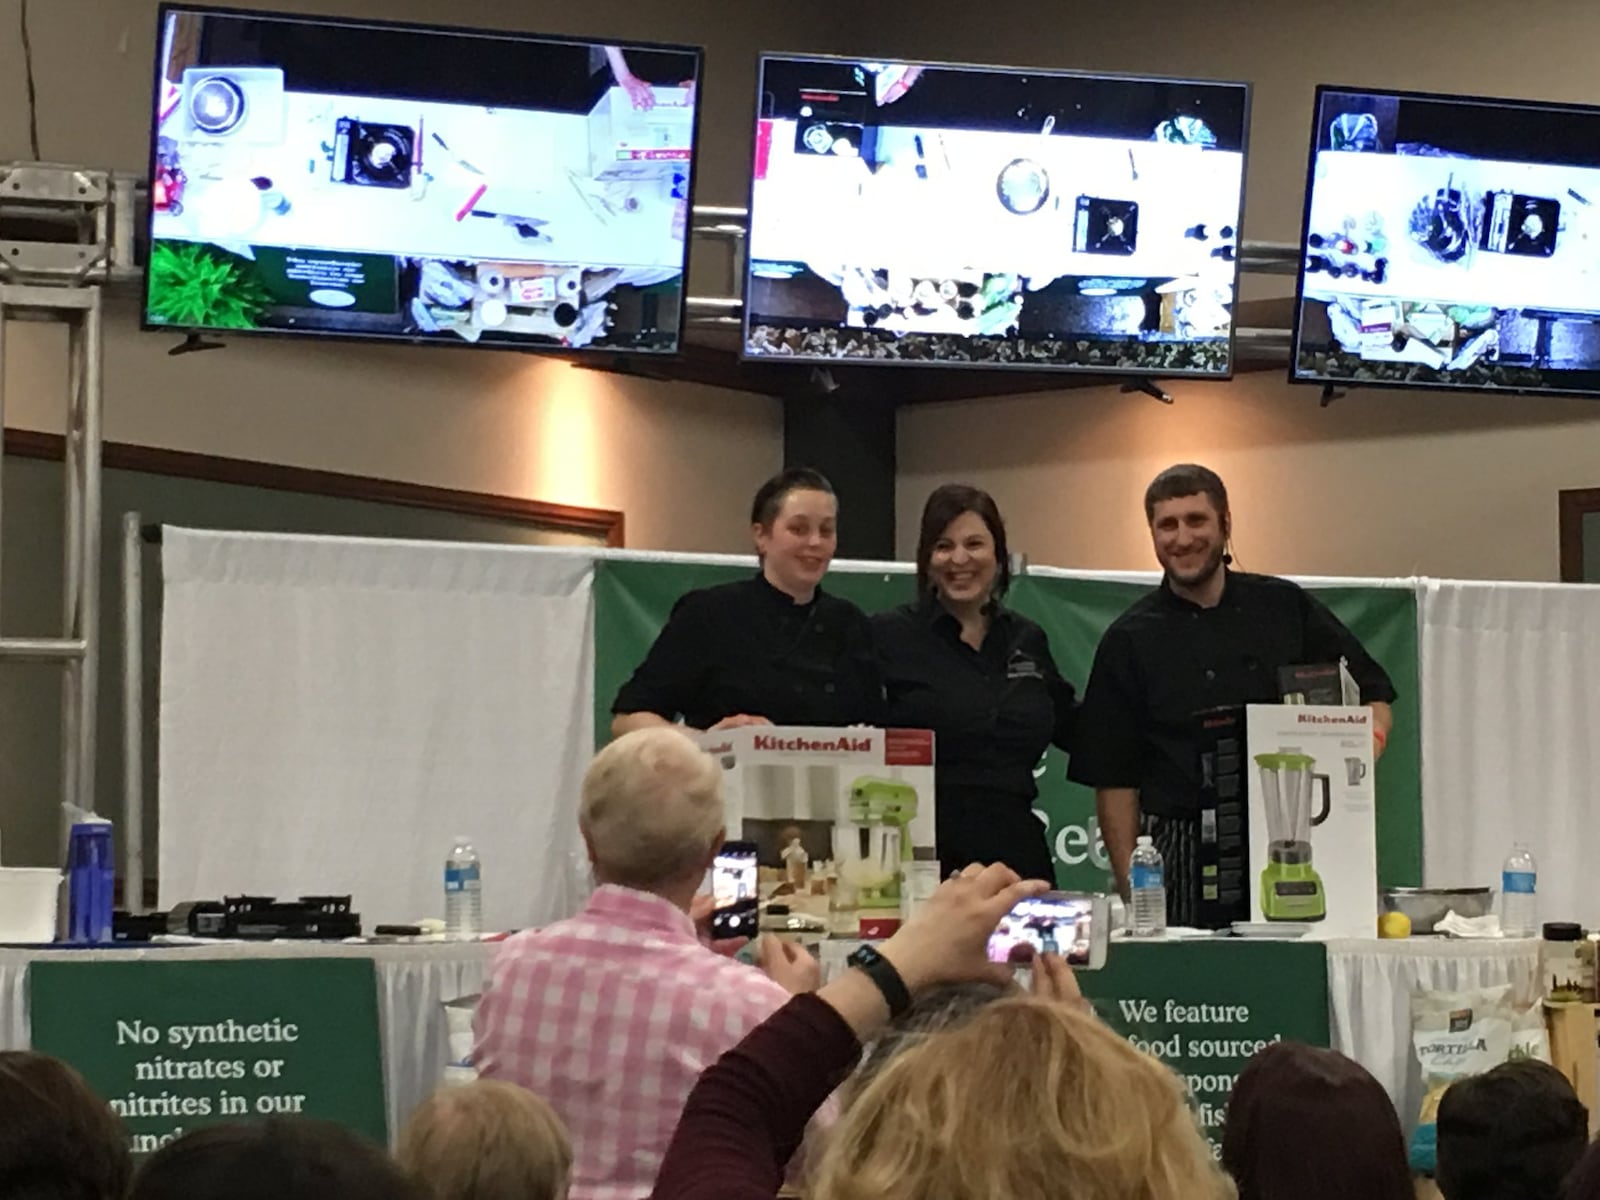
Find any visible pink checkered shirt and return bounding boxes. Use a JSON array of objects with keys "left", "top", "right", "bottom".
[{"left": 473, "top": 885, "right": 796, "bottom": 1200}]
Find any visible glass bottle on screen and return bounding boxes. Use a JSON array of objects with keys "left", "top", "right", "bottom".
[
  {"left": 445, "top": 836, "right": 483, "bottom": 939},
  {"left": 1129, "top": 836, "right": 1167, "bottom": 937},
  {"left": 1501, "top": 843, "right": 1537, "bottom": 937}
]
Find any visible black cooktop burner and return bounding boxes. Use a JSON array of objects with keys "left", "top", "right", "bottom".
[
  {"left": 333, "top": 118, "right": 415, "bottom": 188},
  {"left": 1073, "top": 196, "right": 1140, "bottom": 256}
]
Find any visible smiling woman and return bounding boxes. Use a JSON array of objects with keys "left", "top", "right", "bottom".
[
  {"left": 609, "top": 468, "right": 885, "bottom": 737},
  {"left": 873, "top": 484, "right": 1080, "bottom": 881}
]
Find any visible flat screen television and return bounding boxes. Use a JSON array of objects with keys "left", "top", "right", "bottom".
[
  {"left": 145, "top": 6, "right": 702, "bottom": 353},
  {"left": 1292, "top": 86, "right": 1600, "bottom": 397},
  {"left": 742, "top": 55, "right": 1250, "bottom": 377}
]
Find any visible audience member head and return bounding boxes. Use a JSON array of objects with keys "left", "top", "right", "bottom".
[
  {"left": 398, "top": 1080, "right": 572, "bottom": 1200},
  {"left": 850, "top": 979, "right": 1018, "bottom": 1101},
  {"left": 1560, "top": 1137, "right": 1600, "bottom": 1200},
  {"left": 580, "top": 727, "right": 724, "bottom": 900},
  {"left": 813, "top": 994, "right": 1232, "bottom": 1200},
  {"left": 1437, "top": 1059, "right": 1589, "bottom": 1200},
  {"left": 0, "top": 1050, "right": 131, "bottom": 1200},
  {"left": 128, "top": 1117, "right": 422, "bottom": 1200},
  {"left": 1221, "top": 1041, "right": 1410, "bottom": 1200}
]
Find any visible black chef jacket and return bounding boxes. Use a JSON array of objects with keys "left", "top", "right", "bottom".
[
  {"left": 612, "top": 574, "right": 883, "bottom": 730},
  {"left": 1067, "top": 570, "right": 1397, "bottom": 817},
  {"left": 874, "top": 595, "right": 1078, "bottom": 881}
]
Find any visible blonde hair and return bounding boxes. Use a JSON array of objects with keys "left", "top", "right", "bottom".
[
  {"left": 813, "top": 996, "right": 1234, "bottom": 1200},
  {"left": 397, "top": 1080, "right": 571, "bottom": 1200},
  {"left": 580, "top": 727, "right": 724, "bottom": 891}
]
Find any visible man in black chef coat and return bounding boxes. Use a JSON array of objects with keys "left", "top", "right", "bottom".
[{"left": 1068, "top": 464, "right": 1395, "bottom": 926}]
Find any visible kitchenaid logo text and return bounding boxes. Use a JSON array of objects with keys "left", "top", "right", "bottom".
[
  {"left": 1294, "top": 713, "right": 1369, "bottom": 726},
  {"left": 752, "top": 735, "right": 874, "bottom": 753}
]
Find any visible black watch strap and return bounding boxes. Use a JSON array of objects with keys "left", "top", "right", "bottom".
[{"left": 846, "top": 944, "right": 912, "bottom": 1018}]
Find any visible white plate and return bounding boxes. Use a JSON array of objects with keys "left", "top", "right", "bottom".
[{"left": 1228, "top": 922, "right": 1314, "bottom": 938}]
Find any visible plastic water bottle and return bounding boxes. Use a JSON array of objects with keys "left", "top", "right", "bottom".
[
  {"left": 1501, "top": 843, "right": 1537, "bottom": 937},
  {"left": 1129, "top": 835, "right": 1167, "bottom": 937},
  {"left": 444, "top": 837, "right": 482, "bottom": 939}
]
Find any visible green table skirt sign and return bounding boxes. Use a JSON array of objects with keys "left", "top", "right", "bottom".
[
  {"left": 1077, "top": 940, "right": 1332, "bottom": 1148},
  {"left": 29, "top": 958, "right": 388, "bottom": 1155}
]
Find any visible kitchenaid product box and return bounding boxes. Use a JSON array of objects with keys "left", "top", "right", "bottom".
[
  {"left": 1245, "top": 705, "right": 1377, "bottom": 936},
  {"left": 694, "top": 727, "right": 935, "bottom": 912}
]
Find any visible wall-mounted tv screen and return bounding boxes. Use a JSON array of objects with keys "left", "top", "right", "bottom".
[
  {"left": 743, "top": 55, "right": 1250, "bottom": 377},
  {"left": 1292, "top": 86, "right": 1600, "bottom": 396},
  {"left": 146, "top": 6, "right": 702, "bottom": 353}
]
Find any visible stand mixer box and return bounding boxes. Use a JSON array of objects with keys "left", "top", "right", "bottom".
[
  {"left": 694, "top": 727, "right": 936, "bottom": 912},
  {"left": 1244, "top": 705, "right": 1377, "bottom": 937}
]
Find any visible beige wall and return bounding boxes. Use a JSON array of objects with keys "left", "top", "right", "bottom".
[
  {"left": 0, "top": 0, "right": 820, "bottom": 552},
  {"left": 895, "top": 0, "right": 1600, "bottom": 582},
  {"left": 899, "top": 375, "right": 1600, "bottom": 581}
]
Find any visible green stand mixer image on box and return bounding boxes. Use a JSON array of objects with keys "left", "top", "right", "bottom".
[
  {"left": 833, "top": 777, "right": 918, "bottom": 909},
  {"left": 1255, "top": 751, "right": 1332, "bottom": 922}
]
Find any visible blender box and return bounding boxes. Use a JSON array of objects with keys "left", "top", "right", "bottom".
[
  {"left": 1244, "top": 705, "right": 1377, "bottom": 937},
  {"left": 693, "top": 727, "right": 936, "bottom": 915}
]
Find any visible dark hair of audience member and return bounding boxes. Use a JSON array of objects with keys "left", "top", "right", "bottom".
[
  {"left": 1560, "top": 1136, "right": 1600, "bottom": 1200},
  {"left": 0, "top": 1051, "right": 131, "bottom": 1200},
  {"left": 1222, "top": 1041, "right": 1412, "bottom": 1200},
  {"left": 128, "top": 1117, "right": 424, "bottom": 1200},
  {"left": 1437, "top": 1059, "right": 1589, "bottom": 1200}
]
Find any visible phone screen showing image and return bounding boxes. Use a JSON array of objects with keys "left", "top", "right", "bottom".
[
  {"left": 710, "top": 841, "right": 758, "bottom": 939},
  {"left": 986, "top": 892, "right": 1108, "bottom": 969}
]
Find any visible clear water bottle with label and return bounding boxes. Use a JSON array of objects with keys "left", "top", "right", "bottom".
[
  {"left": 1129, "top": 835, "right": 1167, "bottom": 937},
  {"left": 1501, "top": 843, "right": 1537, "bottom": 937},
  {"left": 445, "top": 836, "right": 482, "bottom": 939}
]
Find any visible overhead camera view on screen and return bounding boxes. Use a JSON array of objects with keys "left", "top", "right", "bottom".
[
  {"left": 744, "top": 56, "right": 1249, "bottom": 376},
  {"left": 146, "top": 7, "right": 700, "bottom": 352},
  {"left": 1294, "top": 87, "right": 1600, "bottom": 395}
]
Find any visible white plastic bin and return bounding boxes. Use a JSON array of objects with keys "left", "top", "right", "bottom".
[{"left": 0, "top": 868, "right": 61, "bottom": 943}]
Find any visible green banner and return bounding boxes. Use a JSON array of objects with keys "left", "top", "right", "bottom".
[
  {"left": 29, "top": 958, "right": 388, "bottom": 1155},
  {"left": 1079, "top": 940, "right": 1331, "bottom": 1147},
  {"left": 592, "top": 559, "right": 1421, "bottom": 890}
]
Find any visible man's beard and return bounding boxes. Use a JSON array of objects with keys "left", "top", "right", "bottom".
[{"left": 1166, "top": 543, "right": 1227, "bottom": 589}]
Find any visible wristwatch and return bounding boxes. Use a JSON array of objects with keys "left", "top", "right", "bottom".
[{"left": 845, "top": 944, "right": 912, "bottom": 1018}]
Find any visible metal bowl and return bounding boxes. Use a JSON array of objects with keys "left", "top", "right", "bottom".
[{"left": 1381, "top": 886, "right": 1494, "bottom": 934}]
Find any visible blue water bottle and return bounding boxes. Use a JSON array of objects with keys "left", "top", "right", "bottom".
[{"left": 66, "top": 822, "right": 114, "bottom": 944}]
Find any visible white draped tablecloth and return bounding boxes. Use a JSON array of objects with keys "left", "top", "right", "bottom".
[
  {"left": 0, "top": 941, "right": 496, "bottom": 1141},
  {"left": 1325, "top": 936, "right": 1541, "bottom": 1121}
]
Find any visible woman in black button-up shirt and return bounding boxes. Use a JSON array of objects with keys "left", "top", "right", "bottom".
[
  {"left": 611, "top": 468, "right": 883, "bottom": 736},
  {"left": 873, "top": 485, "right": 1078, "bottom": 881}
]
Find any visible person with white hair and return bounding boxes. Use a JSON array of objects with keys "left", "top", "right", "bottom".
[{"left": 473, "top": 727, "right": 820, "bottom": 1200}]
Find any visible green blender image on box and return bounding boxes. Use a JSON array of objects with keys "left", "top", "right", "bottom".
[
  {"left": 1255, "top": 751, "right": 1331, "bottom": 921},
  {"left": 834, "top": 777, "right": 918, "bottom": 909}
]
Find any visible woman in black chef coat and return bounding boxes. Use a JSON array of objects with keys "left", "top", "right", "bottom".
[
  {"left": 873, "top": 484, "right": 1077, "bottom": 881},
  {"left": 611, "top": 468, "right": 883, "bottom": 735}
]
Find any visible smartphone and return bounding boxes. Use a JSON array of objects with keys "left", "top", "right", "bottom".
[
  {"left": 710, "top": 841, "right": 759, "bottom": 940},
  {"left": 986, "top": 891, "right": 1109, "bottom": 970}
]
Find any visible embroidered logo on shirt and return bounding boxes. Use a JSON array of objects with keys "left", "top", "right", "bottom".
[{"left": 1006, "top": 652, "right": 1043, "bottom": 681}]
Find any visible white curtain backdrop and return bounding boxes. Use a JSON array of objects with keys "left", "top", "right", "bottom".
[
  {"left": 1420, "top": 580, "right": 1600, "bottom": 926},
  {"left": 159, "top": 529, "right": 594, "bottom": 931}
]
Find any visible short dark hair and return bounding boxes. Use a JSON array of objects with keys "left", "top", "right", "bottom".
[
  {"left": 129, "top": 1118, "right": 424, "bottom": 1200},
  {"left": 0, "top": 1051, "right": 131, "bottom": 1200},
  {"left": 1143, "top": 463, "right": 1230, "bottom": 523},
  {"left": 1221, "top": 1042, "right": 1412, "bottom": 1200},
  {"left": 750, "top": 468, "right": 834, "bottom": 528},
  {"left": 914, "top": 484, "right": 1012, "bottom": 600},
  {"left": 1436, "top": 1060, "right": 1589, "bottom": 1200},
  {"left": 1559, "top": 1136, "right": 1600, "bottom": 1200}
]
